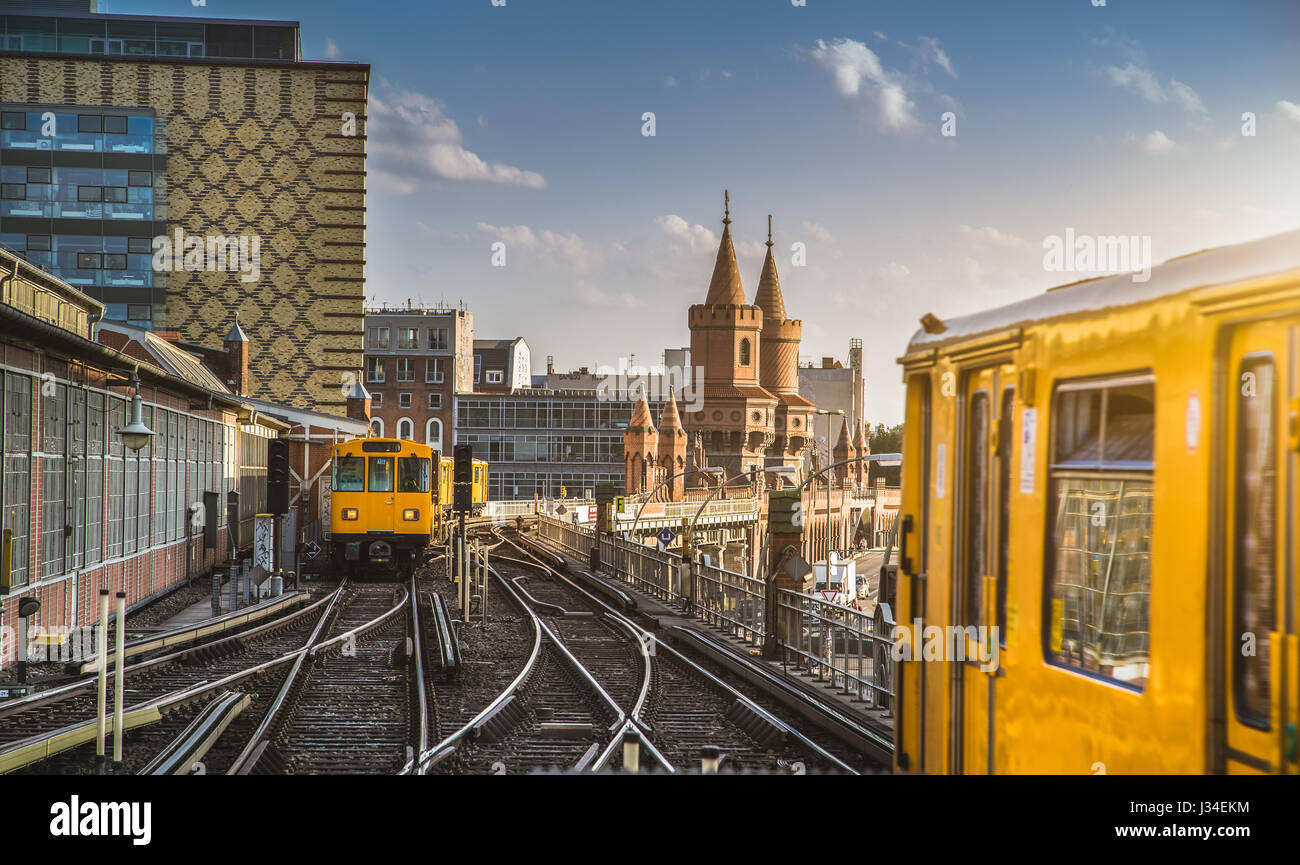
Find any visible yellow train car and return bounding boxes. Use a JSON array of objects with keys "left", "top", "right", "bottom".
[
  {"left": 330, "top": 437, "right": 434, "bottom": 577},
  {"left": 435, "top": 454, "right": 488, "bottom": 516},
  {"left": 895, "top": 229, "right": 1300, "bottom": 774}
]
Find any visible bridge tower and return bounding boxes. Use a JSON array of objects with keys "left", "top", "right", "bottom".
[
  {"left": 623, "top": 395, "right": 658, "bottom": 495},
  {"left": 753, "top": 214, "right": 815, "bottom": 480},
  {"left": 684, "top": 191, "right": 777, "bottom": 481},
  {"left": 656, "top": 389, "right": 688, "bottom": 500}
]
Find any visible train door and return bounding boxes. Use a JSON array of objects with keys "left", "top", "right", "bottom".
[
  {"left": 368, "top": 454, "right": 397, "bottom": 534},
  {"left": 953, "top": 364, "right": 1014, "bottom": 773},
  {"left": 1221, "top": 320, "right": 1297, "bottom": 774}
]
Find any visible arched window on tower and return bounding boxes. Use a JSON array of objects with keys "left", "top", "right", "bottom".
[{"left": 739, "top": 338, "right": 751, "bottom": 366}]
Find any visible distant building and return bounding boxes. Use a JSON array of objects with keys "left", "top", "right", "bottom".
[
  {"left": 798, "top": 338, "right": 866, "bottom": 461},
  {"left": 363, "top": 306, "right": 474, "bottom": 452},
  {"left": 456, "top": 389, "right": 662, "bottom": 500},
  {"left": 472, "top": 337, "right": 530, "bottom": 392}
]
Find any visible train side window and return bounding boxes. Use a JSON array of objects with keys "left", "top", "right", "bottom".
[
  {"left": 1233, "top": 356, "right": 1276, "bottom": 728},
  {"left": 368, "top": 457, "right": 395, "bottom": 492},
  {"left": 996, "top": 387, "right": 1014, "bottom": 643},
  {"left": 333, "top": 456, "right": 364, "bottom": 492},
  {"left": 1046, "top": 376, "right": 1154, "bottom": 689},
  {"left": 964, "top": 391, "right": 990, "bottom": 626},
  {"left": 399, "top": 456, "right": 431, "bottom": 493}
]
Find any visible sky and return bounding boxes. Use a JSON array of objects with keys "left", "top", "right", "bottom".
[{"left": 111, "top": 0, "right": 1300, "bottom": 423}]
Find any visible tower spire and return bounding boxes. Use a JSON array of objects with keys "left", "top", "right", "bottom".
[
  {"left": 754, "top": 214, "right": 786, "bottom": 320},
  {"left": 704, "top": 189, "right": 746, "bottom": 306}
]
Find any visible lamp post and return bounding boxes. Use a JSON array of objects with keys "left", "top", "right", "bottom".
[{"left": 815, "top": 409, "right": 844, "bottom": 587}]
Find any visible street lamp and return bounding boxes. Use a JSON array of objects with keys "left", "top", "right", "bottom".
[
  {"left": 117, "top": 371, "right": 154, "bottom": 452},
  {"left": 814, "top": 409, "right": 844, "bottom": 585}
]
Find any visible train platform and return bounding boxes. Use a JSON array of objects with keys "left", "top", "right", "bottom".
[{"left": 526, "top": 533, "right": 896, "bottom": 764}]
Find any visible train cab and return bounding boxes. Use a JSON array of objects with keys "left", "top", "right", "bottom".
[{"left": 330, "top": 437, "right": 434, "bottom": 577}]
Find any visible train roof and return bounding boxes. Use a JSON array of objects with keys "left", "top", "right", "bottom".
[{"left": 905, "top": 227, "right": 1300, "bottom": 355}]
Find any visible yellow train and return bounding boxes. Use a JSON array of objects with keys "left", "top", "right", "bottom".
[
  {"left": 436, "top": 454, "right": 488, "bottom": 517},
  {"left": 330, "top": 437, "right": 435, "bottom": 577},
  {"left": 895, "top": 228, "right": 1300, "bottom": 774}
]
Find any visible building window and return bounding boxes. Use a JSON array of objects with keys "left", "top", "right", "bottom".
[
  {"left": 474, "top": 355, "right": 482, "bottom": 384},
  {"left": 487, "top": 371, "right": 503, "bottom": 384},
  {"left": 397, "top": 419, "right": 414, "bottom": 441},
  {"left": 77, "top": 252, "right": 101, "bottom": 269},
  {"left": 398, "top": 327, "right": 418, "bottom": 350},
  {"left": 399, "top": 393, "right": 412, "bottom": 409},
  {"left": 1, "top": 183, "right": 25, "bottom": 200},
  {"left": 396, "top": 358, "right": 414, "bottom": 382},
  {"left": 26, "top": 167, "right": 50, "bottom": 184},
  {"left": 102, "top": 186, "right": 128, "bottom": 203},
  {"left": 1, "top": 111, "right": 26, "bottom": 130},
  {"left": 77, "top": 115, "right": 102, "bottom": 133},
  {"left": 370, "top": 418, "right": 384, "bottom": 437},
  {"left": 367, "top": 326, "right": 390, "bottom": 349},
  {"left": 27, "top": 235, "right": 51, "bottom": 251},
  {"left": 739, "top": 338, "right": 751, "bottom": 366},
  {"left": 127, "top": 170, "right": 152, "bottom": 187},
  {"left": 77, "top": 186, "right": 102, "bottom": 202},
  {"left": 104, "top": 116, "right": 128, "bottom": 135},
  {"left": 428, "top": 327, "right": 449, "bottom": 350},
  {"left": 426, "top": 418, "right": 443, "bottom": 452},
  {"left": 365, "top": 357, "right": 385, "bottom": 383},
  {"left": 1045, "top": 375, "right": 1154, "bottom": 689},
  {"left": 428, "top": 393, "right": 442, "bottom": 410},
  {"left": 426, "top": 357, "right": 445, "bottom": 383},
  {"left": 127, "top": 237, "right": 152, "bottom": 254},
  {"left": 371, "top": 392, "right": 382, "bottom": 408},
  {"left": 2, "top": 372, "right": 32, "bottom": 587}
]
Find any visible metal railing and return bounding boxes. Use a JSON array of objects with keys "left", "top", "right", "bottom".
[{"left": 535, "top": 515, "right": 893, "bottom": 707}]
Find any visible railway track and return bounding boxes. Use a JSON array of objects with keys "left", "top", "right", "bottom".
[
  {"left": 414, "top": 528, "right": 856, "bottom": 774},
  {"left": 1, "top": 590, "right": 340, "bottom": 775}
]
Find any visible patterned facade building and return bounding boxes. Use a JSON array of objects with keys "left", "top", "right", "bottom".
[{"left": 0, "top": 5, "right": 369, "bottom": 414}]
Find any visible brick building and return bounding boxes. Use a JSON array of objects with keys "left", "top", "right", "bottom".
[{"left": 363, "top": 305, "right": 473, "bottom": 451}]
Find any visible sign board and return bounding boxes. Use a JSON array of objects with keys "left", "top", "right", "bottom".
[
  {"left": 303, "top": 541, "right": 321, "bottom": 560},
  {"left": 253, "top": 515, "right": 273, "bottom": 571},
  {"left": 822, "top": 591, "right": 839, "bottom": 603},
  {"left": 614, "top": 495, "right": 625, "bottom": 513},
  {"left": 0, "top": 687, "right": 29, "bottom": 699},
  {"left": 1019, "top": 409, "right": 1037, "bottom": 494},
  {"left": 658, "top": 528, "right": 675, "bottom": 545}
]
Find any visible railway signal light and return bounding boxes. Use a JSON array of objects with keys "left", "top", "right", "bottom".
[
  {"left": 268, "top": 439, "right": 290, "bottom": 515},
  {"left": 453, "top": 444, "right": 473, "bottom": 514}
]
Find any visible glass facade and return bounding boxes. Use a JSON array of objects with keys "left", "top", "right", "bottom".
[
  {"left": 0, "top": 106, "right": 163, "bottom": 328},
  {"left": 0, "top": 15, "right": 298, "bottom": 62},
  {"left": 456, "top": 393, "right": 663, "bottom": 500}
]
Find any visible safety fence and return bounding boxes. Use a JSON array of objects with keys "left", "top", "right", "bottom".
[{"left": 537, "top": 515, "right": 893, "bottom": 708}]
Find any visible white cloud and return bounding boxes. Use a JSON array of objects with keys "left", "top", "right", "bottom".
[
  {"left": 805, "top": 38, "right": 921, "bottom": 132},
  {"left": 878, "top": 261, "right": 911, "bottom": 281},
  {"left": 917, "top": 36, "right": 957, "bottom": 79},
  {"left": 721, "top": 69, "right": 733, "bottom": 79},
  {"left": 665, "top": 75, "right": 678, "bottom": 88},
  {"left": 1274, "top": 99, "right": 1300, "bottom": 130},
  {"left": 323, "top": 38, "right": 340, "bottom": 60},
  {"left": 800, "top": 220, "right": 835, "bottom": 244},
  {"left": 959, "top": 224, "right": 1032, "bottom": 250},
  {"left": 654, "top": 214, "right": 718, "bottom": 253},
  {"left": 1135, "top": 130, "right": 1175, "bottom": 155},
  {"left": 475, "top": 222, "right": 599, "bottom": 272},
  {"left": 1190, "top": 208, "right": 1222, "bottom": 221},
  {"left": 1102, "top": 63, "right": 1206, "bottom": 115},
  {"left": 368, "top": 83, "right": 547, "bottom": 192},
  {"left": 873, "top": 31, "right": 887, "bottom": 41},
  {"left": 573, "top": 279, "right": 645, "bottom": 308}
]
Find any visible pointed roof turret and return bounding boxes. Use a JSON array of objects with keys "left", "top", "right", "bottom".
[
  {"left": 853, "top": 420, "right": 868, "bottom": 451},
  {"left": 224, "top": 313, "right": 249, "bottom": 343},
  {"left": 628, "top": 394, "right": 655, "bottom": 431},
  {"left": 754, "top": 214, "right": 786, "bottom": 321},
  {"left": 658, "top": 388, "right": 683, "bottom": 432},
  {"left": 704, "top": 190, "right": 747, "bottom": 306}
]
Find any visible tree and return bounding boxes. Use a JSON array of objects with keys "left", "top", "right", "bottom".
[{"left": 867, "top": 423, "right": 903, "bottom": 486}]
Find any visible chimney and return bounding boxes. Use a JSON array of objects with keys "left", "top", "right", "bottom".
[
  {"left": 223, "top": 314, "right": 250, "bottom": 396},
  {"left": 345, "top": 369, "right": 372, "bottom": 422},
  {"left": 546, "top": 354, "right": 555, "bottom": 375}
]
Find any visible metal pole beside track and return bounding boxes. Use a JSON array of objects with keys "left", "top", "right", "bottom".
[
  {"left": 96, "top": 588, "right": 108, "bottom": 769},
  {"left": 113, "top": 591, "right": 126, "bottom": 764}
]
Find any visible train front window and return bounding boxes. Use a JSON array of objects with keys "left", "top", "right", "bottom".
[
  {"left": 1046, "top": 376, "right": 1154, "bottom": 689},
  {"left": 399, "top": 456, "right": 431, "bottom": 493},
  {"left": 334, "top": 456, "right": 364, "bottom": 491},
  {"left": 368, "top": 457, "right": 394, "bottom": 492}
]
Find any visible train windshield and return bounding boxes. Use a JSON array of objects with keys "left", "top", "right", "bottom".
[
  {"left": 398, "top": 456, "right": 430, "bottom": 493},
  {"left": 334, "top": 456, "right": 365, "bottom": 491},
  {"left": 368, "top": 457, "right": 395, "bottom": 492}
]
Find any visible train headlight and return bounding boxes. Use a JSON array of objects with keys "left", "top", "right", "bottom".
[
  {"left": 403, "top": 508, "right": 419, "bottom": 521},
  {"left": 341, "top": 508, "right": 359, "bottom": 521}
]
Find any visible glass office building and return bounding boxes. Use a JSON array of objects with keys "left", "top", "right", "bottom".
[{"left": 0, "top": 12, "right": 298, "bottom": 61}]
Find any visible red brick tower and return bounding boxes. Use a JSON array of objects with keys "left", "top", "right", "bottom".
[
  {"left": 684, "top": 191, "right": 777, "bottom": 481},
  {"left": 656, "top": 389, "right": 688, "bottom": 500},
  {"left": 624, "top": 394, "right": 658, "bottom": 495},
  {"left": 832, "top": 415, "right": 855, "bottom": 486},
  {"left": 753, "top": 215, "right": 815, "bottom": 477},
  {"left": 853, "top": 420, "right": 870, "bottom": 487}
]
